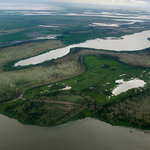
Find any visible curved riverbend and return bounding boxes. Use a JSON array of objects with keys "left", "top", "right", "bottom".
[
  {"left": 14, "top": 30, "right": 150, "bottom": 67},
  {"left": 0, "top": 114, "right": 150, "bottom": 150}
]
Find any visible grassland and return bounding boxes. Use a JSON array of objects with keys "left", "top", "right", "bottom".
[
  {"left": 0, "top": 14, "right": 146, "bottom": 47},
  {"left": 1, "top": 38, "right": 150, "bottom": 128},
  {"left": 0, "top": 40, "right": 69, "bottom": 102},
  {"left": 0, "top": 28, "right": 26, "bottom": 35},
  {"left": 23, "top": 55, "right": 150, "bottom": 106}
]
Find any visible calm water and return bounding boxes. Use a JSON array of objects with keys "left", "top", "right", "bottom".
[
  {"left": 14, "top": 30, "right": 150, "bottom": 67},
  {"left": 112, "top": 78, "right": 146, "bottom": 95},
  {"left": 0, "top": 114, "right": 150, "bottom": 150}
]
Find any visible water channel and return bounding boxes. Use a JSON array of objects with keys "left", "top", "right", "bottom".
[{"left": 14, "top": 30, "right": 150, "bottom": 67}]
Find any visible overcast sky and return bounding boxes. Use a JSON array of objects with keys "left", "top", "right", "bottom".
[{"left": 0, "top": 0, "right": 150, "bottom": 10}]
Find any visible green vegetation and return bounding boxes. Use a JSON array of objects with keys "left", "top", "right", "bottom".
[
  {"left": 16, "top": 55, "right": 150, "bottom": 128},
  {"left": 0, "top": 14, "right": 143, "bottom": 47},
  {"left": 98, "top": 88, "right": 150, "bottom": 129},
  {"left": 23, "top": 56, "right": 150, "bottom": 106},
  {"left": 58, "top": 28, "right": 115, "bottom": 45},
  {"left": 0, "top": 40, "right": 67, "bottom": 102},
  {"left": 1, "top": 11, "right": 150, "bottom": 129},
  {"left": 0, "top": 100, "right": 84, "bottom": 126},
  {"left": 1, "top": 40, "right": 150, "bottom": 128}
]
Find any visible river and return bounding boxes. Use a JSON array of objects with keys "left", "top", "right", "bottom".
[
  {"left": 14, "top": 30, "right": 150, "bottom": 67},
  {"left": 0, "top": 114, "right": 150, "bottom": 150}
]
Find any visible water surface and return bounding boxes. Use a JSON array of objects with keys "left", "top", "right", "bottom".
[
  {"left": 14, "top": 30, "right": 150, "bottom": 67},
  {"left": 112, "top": 78, "right": 146, "bottom": 95},
  {"left": 0, "top": 114, "right": 150, "bottom": 150}
]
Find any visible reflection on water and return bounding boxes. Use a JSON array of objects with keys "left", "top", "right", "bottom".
[
  {"left": 39, "top": 25, "right": 59, "bottom": 28},
  {"left": 112, "top": 78, "right": 146, "bottom": 95},
  {"left": 89, "top": 22, "right": 119, "bottom": 27},
  {"left": 89, "top": 19, "right": 143, "bottom": 27},
  {"left": 0, "top": 114, "right": 150, "bottom": 150},
  {"left": 14, "top": 30, "right": 150, "bottom": 67}
]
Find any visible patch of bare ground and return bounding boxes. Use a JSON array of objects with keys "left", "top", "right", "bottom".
[
  {"left": 31, "top": 99, "right": 86, "bottom": 107},
  {"left": 0, "top": 28, "right": 26, "bottom": 35}
]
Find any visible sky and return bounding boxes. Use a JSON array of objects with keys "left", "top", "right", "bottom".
[{"left": 0, "top": 0, "right": 150, "bottom": 10}]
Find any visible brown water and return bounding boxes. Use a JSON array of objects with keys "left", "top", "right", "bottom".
[{"left": 0, "top": 114, "right": 150, "bottom": 150}]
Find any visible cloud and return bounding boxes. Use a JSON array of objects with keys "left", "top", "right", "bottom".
[
  {"left": 41, "top": 0, "right": 149, "bottom": 8},
  {"left": 0, "top": 2, "right": 63, "bottom": 10},
  {"left": 0, "top": 0, "right": 149, "bottom": 10},
  {"left": 130, "top": 0, "right": 148, "bottom": 4}
]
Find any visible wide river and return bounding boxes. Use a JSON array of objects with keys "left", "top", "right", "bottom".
[
  {"left": 14, "top": 30, "right": 150, "bottom": 67},
  {"left": 0, "top": 114, "right": 150, "bottom": 150}
]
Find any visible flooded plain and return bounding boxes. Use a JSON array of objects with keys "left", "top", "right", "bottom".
[
  {"left": 0, "top": 114, "right": 150, "bottom": 150},
  {"left": 14, "top": 30, "right": 150, "bottom": 67}
]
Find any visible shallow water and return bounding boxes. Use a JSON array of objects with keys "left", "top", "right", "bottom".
[
  {"left": 0, "top": 114, "right": 150, "bottom": 150},
  {"left": 14, "top": 30, "right": 150, "bottom": 67},
  {"left": 112, "top": 78, "right": 146, "bottom": 95}
]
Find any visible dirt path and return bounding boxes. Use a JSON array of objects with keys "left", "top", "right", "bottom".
[
  {"left": 0, "top": 89, "right": 10, "bottom": 95},
  {"left": 3, "top": 94, "right": 23, "bottom": 104},
  {"left": 31, "top": 99, "right": 86, "bottom": 107}
]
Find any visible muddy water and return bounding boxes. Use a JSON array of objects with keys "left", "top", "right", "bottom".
[{"left": 0, "top": 114, "right": 150, "bottom": 150}]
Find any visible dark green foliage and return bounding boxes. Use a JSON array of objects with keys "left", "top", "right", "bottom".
[
  {"left": 24, "top": 55, "right": 150, "bottom": 106},
  {"left": 2, "top": 100, "right": 83, "bottom": 126},
  {"left": 101, "top": 65, "right": 110, "bottom": 69},
  {"left": 103, "top": 91, "right": 112, "bottom": 96}
]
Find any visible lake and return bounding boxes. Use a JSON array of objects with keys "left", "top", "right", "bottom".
[
  {"left": 0, "top": 114, "right": 150, "bottom": 150},
  {"left": 14, "top": 30, "right": 150, "bottom": 67}
]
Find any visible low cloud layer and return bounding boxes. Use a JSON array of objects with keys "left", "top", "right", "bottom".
[
  {"left": 0, "top": 0, "right": 149, "bottom": 10},
  {"left": 42, "top": 0, "right": 149, "bottom": 6}
]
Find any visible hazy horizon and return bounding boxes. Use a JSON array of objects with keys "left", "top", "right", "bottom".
[{"left": 0, "top": 0, "right": 150, "bottom": 11}]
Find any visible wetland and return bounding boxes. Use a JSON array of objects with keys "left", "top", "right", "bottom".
[{"left": 1, "top": 8, "right": 150, "bottom": 150}]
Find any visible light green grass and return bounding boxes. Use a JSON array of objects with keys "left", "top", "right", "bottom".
[{"left": 24, "top": 56, "right": 150, "bottom": 105}]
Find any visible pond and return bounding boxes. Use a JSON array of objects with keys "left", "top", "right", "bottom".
[{"left": 112, "top": 78, "right": 146, "bottom": 95}]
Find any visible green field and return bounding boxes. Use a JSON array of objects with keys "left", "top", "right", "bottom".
[
  {"left": 2, "top": 55, "right": 150, "bottom": 128},
  {"left": 24, "top": 56, "right": 150, "bottom": 106}
]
